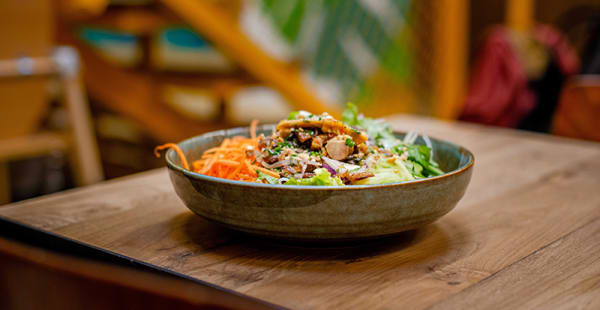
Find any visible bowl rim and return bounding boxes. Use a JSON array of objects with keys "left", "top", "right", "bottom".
[{"left": 165, "top": 125, "right": 474, "bottom": 190}]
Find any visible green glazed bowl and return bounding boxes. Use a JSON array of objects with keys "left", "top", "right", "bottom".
[{"left": 165, "top": 124, "right": 474, "bottom": 241}]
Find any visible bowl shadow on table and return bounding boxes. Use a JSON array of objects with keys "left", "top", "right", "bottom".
[{"left": 171, "top": 212, "right": 469, "bottom": 274}]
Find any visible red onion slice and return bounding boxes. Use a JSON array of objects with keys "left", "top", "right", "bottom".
[{"left": 322, "top": 163, "right": 336, "bottom": 175}]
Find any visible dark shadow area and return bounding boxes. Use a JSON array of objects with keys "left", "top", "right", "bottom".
[
  {"left": 167, "top": 212, "right": 236, "bottom": 252},
  {"left": 173, "top": 212, "right": 463, "bottom": 273}
]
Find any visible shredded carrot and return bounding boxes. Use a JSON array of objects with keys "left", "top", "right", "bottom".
[
  {"left": 154, "top": 143, "right": 190, "bottom": 170},
  {"left": 227, "top": 162, "right": 243, "bottom": 178},
  {"left": 250, "top": 119, "right": 259, "bottom": 140},
  {"left": 203, "top": 147, "right": 244, "bottom": 154},
  {"left": 194, "top": 136, "right": 263, "bottom": 181},
  {"left": 244, "top": 160, "right": 257, "bottom": 177},
  {"left": 155, "top": 119, "right": 281, "bottom": 183},
  {"left": 199, "top": 156, "right": 217, "bottom": 174},
  {"left": 215, "top": 159, "right": 241, "bottom": 166},
  {"left": 251, "top": 165, "right": 280, "bottom": 178}
]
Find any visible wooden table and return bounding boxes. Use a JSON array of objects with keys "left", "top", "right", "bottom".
[{"left": 2, "top": 116, "right": 600, "bottom": 309}]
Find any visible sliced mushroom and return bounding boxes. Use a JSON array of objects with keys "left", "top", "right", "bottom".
[{"left": 325, "top": 135, "right": 354, "bottom": 161}]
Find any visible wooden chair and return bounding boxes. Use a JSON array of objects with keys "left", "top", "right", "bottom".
[
  {"left": 0, "top": 236, "right": 274, "bottom": 310},
  {"left": 0, "top": 49, "right": 104, "bottom": 204},
  {"left": 0, "top": 0, "right": 103, "bottom": 204},
  {"left": 552, "top": 75, "right": 600, "bottom": 141}
]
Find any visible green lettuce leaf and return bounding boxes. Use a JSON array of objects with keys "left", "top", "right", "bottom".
[
  {"left": 284, "top": 168, "right": 344, "bottom": 186},
  {"left": 354, "top": 158, "right": 414, "bottom": 185},
  {"left": 257, "top": 171, "right": 279, "bottom": 184},
  {"left": 287, "top": 111, "right": 299, "bottom": 120}
]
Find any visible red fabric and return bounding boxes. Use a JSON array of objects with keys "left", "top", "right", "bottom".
[
  {"left": 460, "top": 25, "right": 579, "bottom": 127},
  {"left": 461, "top": 27, "right": 535, "bottom": 127},
  {"left": 533, "top": 24, "right": 579, "bottom": 75}
]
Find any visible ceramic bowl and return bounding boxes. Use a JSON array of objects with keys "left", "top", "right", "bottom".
[{"left": 165, "top": 125, "right": 474, "bottom": 241}]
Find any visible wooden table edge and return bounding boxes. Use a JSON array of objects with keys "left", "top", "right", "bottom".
[{"left": 0, "top": 214, "right": 289, "bottom": 310}]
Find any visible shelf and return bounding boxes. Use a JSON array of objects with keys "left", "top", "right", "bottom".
[{"left": 59, "top": 29, "right": 229, "bottom": 143}]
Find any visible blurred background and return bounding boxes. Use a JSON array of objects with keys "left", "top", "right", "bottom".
[{"left": 0, "top": 0, "right": 599, "bottom": 203}]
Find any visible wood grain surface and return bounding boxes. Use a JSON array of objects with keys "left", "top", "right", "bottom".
[{"left": 2, "top": 116, "right": 600, "bottom": 309}]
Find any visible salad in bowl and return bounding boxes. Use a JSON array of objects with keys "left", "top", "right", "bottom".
[
  {"left": 155, "top": 104, "right": 473, "bottom": 240},
  {"left": 156, "top": 103, "right": 444, "bottom": 186}
]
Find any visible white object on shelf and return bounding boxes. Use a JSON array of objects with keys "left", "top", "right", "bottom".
[
  {"left": 79, "top": 28, "right": 143, "bottom": 67},
  {"left": 226, "top": 86, "right": 293, "bottom": 125},
  {"left": 151, "top": 27, "right": 235, "bottom": 72},
  {"left": 163, "top": 85, "right": 221, "bottom": 122}
]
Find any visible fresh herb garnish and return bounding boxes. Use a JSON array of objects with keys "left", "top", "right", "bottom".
[
  {"left": 341, "top": 102, "right": 359, "bottom": 125},
  {"left": 342, "top": 102, "right": 443, "bottom": 177},
  {"left": 393, "top": 144, "right": 443, "bottom": 177},
  {"left": 345, "top": 138, "right": 355, "bottom": 147},
  {"left": 343, "top": 102, "right": 397, "bottom": 149}
]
